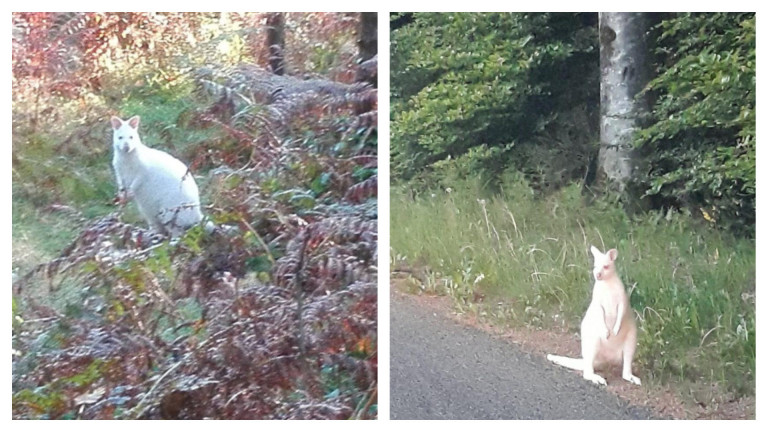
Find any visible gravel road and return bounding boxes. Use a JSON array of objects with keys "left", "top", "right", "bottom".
[{"left": 390, "top": 291, "right": 654, "bottom": 420}]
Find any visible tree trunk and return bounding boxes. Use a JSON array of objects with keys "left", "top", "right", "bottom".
[
  {"left": 265, "top": 13, "right": 285, "bottom": 76},
  {"left": 598, "top": 13, "right": 649, "bottom": 191},
  {"left": 358, "top": 12, "right": 377, "bottom": 61},
  {"left": 356, "top": 12, "right": 377, "bottom": 86}
]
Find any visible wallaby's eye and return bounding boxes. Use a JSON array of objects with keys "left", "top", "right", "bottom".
[
  {"left": 128, "top": 135, "right": 133, "bottom": 140},
  {"left": 119, "top": 136, "right": 124, "bottom": 140},
  {"left": 603, "top": 265, "right": 609, "bottom": 270}
]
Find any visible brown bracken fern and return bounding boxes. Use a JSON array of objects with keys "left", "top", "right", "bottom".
[{"left": 13, "top": 14, "right": 377, "bottom": 418}]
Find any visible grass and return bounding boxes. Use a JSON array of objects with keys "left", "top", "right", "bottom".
[{"left": 390, "top": 177, "right": 755, "bottom": 400}]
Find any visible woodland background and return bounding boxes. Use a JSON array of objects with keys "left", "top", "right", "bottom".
[
  {"left": 12, "top": 12, "right": 378, "bottom": 419},
  {"left": 390, "top": 12, "right": 755, "bottom": 418}
]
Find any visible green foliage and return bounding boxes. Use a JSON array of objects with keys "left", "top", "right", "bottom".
[
  {"left": 12, "top": 388, "right": 70, "bottom": 419},
  {"left": 635, "top": 13, "right": 755, "bottom": 236},
  {"left": 12, "top": 125, "right": 115, "bottom": 209},
  {"left": 391, "top": 12, "right": 598, "bottom": 188},
  {"left": 392, "top": 13, "right": 755, "bottom": 238},
  {"left": 13, "top": 358, "right": 109, "bottom": 419},
  {"left": 391, "top": 178, "right": 755, "bottom": 399}
]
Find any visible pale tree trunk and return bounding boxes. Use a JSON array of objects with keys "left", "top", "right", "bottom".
[
  {"left": 598, "top": 13, "right": 648, "bottom": 191},
  {"left": 266, "top": 13, "right": 285, "bottom": 76}
]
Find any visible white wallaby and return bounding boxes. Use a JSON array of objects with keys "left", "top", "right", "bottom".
[
  {"left": 111, "top": 115, "right": 203, "bottom": 237},
  {"left": 547, "top": 246, "right": 641, "bottom": 386}
]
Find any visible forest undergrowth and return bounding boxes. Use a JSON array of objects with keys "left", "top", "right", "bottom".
[{"left": 12, "top": 12, "right": 378, "bottom": 419}]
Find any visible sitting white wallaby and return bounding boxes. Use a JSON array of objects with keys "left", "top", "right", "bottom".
[
  {"left": 547, "top": 246, "right": 641, "bottom": 386},
  {"left": 111, "top": 115, "right": 203, "bottom": 237}
]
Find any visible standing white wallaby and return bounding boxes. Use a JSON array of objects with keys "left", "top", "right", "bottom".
[
  {"left": 547, "top": 246, "right": 641, "bottom": 386},
  {"left": 111, "top": 115, "right": 203, "bottom": 237}
]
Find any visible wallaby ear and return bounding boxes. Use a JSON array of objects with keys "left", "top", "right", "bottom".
[
  {"left": 127, "top": 116, "right": 140, "bottom": 129},
  {"left": 110, "top": 116, "right": 123, "bottom": 130},
  {"left": 590, "top": 245, "right": 601, "bottom": 257},
  {"left": 607, "top": 248, "right": 618, "bottom": 261}
]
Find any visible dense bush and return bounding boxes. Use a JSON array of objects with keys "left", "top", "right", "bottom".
[
  {"left": 391, "top": 12, "right": 599, "bottom": 190},
  {"left": 634, "top": 13, "right": 755, "bottom": 236}
]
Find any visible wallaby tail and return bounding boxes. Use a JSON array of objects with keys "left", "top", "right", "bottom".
[{"left": 546, "top": 354, "right": 584, "bottom": 371}]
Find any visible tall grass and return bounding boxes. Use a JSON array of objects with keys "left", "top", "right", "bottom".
[{"left": 390, "top": 178, "right": 755, "bottom": 397}]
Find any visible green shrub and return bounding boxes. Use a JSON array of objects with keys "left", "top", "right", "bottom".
[
  {"left": 390, "top": 12, "right": 599, "bottom": 186},
  {"left": 635, "top": 13, "right": 755, "bottom": 236}
]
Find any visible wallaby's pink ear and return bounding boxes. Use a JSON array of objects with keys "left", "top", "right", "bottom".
[
  {"left": 127, "top": 116, "right": 140, "bottom": 129},
  {"left": 110, "top": 116, "right": 123, "bottom": 130},
  {"left": 590, "top": 245, "right": 601, "bottom": 257},
  {"left": 607, "top": 248, "right": 618, "bottom": 261}
]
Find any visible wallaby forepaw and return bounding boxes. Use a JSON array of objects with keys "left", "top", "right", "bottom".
[
  {"left": 114, "top": 192, "right": 127, "bottom": 206},
  {"left": 623, "top": 374, "right": 641, "bottom": 386}
]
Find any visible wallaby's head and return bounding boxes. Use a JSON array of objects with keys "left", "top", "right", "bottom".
[
  {"left": 590, "top": 246, "right": 618, "bottom": 281},
  {"left": 111, "top": 116, "right": 141, "bottom": 153}
]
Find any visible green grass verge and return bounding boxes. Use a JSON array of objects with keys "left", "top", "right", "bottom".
[{"left": 390, "top": 178, "right": 755, "bottom": 398}]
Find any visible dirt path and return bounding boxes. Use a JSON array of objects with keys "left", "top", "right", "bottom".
[{"left": 390, "top": 290, "right": 657, "bottom": 420}]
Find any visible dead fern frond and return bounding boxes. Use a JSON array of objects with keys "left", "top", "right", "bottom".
[
  {"left": 345, "top": 174, "right": 377, "bottom": 203},
  {"left": 13, "top": 213, "right": 165, "bottom": 295}
]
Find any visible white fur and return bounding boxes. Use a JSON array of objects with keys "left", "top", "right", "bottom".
[
  {"left": 547, "top": 246, "right": 641, "bottom": 386},
  {"left": 111, "top": 116, "right": 203, "bottom": 237}
]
